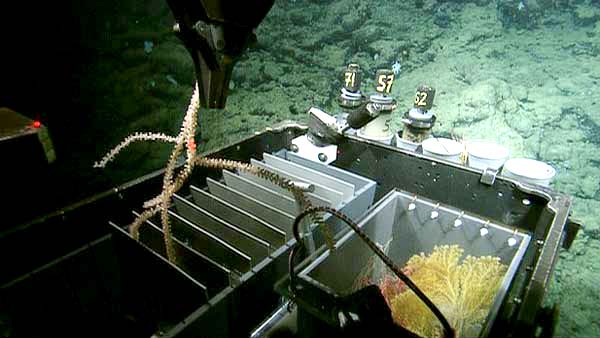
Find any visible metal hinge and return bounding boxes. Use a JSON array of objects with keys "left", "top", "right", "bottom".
[{"left": 480, "top": 168, "right": 498, "bottom": 186}]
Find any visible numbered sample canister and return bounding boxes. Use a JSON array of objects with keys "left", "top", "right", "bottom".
[
  {"left": 421, "top": 137, "right": 464, "bottom": 163},
  {"left": 466, "top": 141, "right": 510, "bottom": 170},
  {"left": 502, "top": 158, "right": 556, "bottom": 187}
]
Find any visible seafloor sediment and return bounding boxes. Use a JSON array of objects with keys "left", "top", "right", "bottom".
[{"left": 82, "top": 0, "right": 599, "bottom": 336}]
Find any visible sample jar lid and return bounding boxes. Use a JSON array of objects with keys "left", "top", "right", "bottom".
[
  {"left": 503, "top": 158, "right": 556, "bottom": 180},
  {"left": 467, "top": 141, "right": 510, "bottom": 160},
  {"left": 422, "top": 138, "right": 463, "bottom": 156}
]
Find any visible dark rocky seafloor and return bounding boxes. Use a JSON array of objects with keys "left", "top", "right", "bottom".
[{"left": 31, "top": 0, "right": 600, "bottom": 336}]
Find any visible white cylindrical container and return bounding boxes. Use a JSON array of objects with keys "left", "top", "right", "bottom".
[
  {"left": 421, "top": 138, "right": 464, "bottom": 163},
  {"left": 466, "top": 141, "right": 510, "bottom": 170},
  {"left": 357, "top": 114, "right": 394, "bottom": 145},
  {"left": 395, "top": 134, "right": 420, "bottom": 152},
  {"left": 502, "top": 158, "right": 556, "bottom": 187}
]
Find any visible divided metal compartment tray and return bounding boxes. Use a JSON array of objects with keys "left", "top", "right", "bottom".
[
  {"left": 108, "top": 150, "right": 376, "bottom": 337},
  {"left": 294, "top": 189, "right": 531, "bottom": 338},
  {"left": 1, "top": 230, "right": 209, "bottom": 338}
]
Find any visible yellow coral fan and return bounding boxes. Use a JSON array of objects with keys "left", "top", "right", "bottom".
[{"left": 389, "top": 245, "right": 507, "bottom": 337}]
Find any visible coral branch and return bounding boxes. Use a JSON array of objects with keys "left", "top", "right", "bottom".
[
  {"left": 93, "top": 132, "right": 178, "bottom": 168},
  {"left": 129, "top": 205, "right": 161, "bottom": 240},
  {"left": 156, "top": 83, "right": 200, "bottom": 262},
  {"left": 387, "top": 245, "right": 507, "bottom": 338},
  {"left": 95, "top": 82, "right": 334, "bottom": 265}
]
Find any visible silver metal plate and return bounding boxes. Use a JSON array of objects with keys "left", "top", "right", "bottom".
[
  {"left": 133, "top": 211, "right": 230, "bottom": 296},
  {"left": 172, "top": 194, "right": 270, "bottom": 264},
  {"left": 168, "top": 210, "right": 252, "bottom": 275},
  {"left": 262, "top": 153, "right": 355, "bottom": 200},
  {"left": 190, "top": 184, "right": 287, "bottom": 246},
  {"left": 203, "top": 179, "right": 295, "bottom": 240},
  {"left": 286, "top": 151, "right": 373, "bottom": 190},
  {"left": 238, "top": 168, "right": 331, "bottom": 208},
  {"left": 222, "top": 170, "right": 297, "bottom": 215},
  {"left": 250, "top": 158, "right": 343, "bottom": 206}
]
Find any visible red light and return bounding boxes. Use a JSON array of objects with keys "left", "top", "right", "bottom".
[{"left": 33, "top": 121, "right": 41, "bottom": 128}]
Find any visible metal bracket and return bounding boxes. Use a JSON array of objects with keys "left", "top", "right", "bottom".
[
  {"left": 480, "top": 168, "right": 498, "bottom": 186},
  {"left": 562, "top": 217, "right": 583, "bottom": 250}
]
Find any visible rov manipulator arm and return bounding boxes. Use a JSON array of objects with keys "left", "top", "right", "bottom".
[{"left": 166, "top": 0, "right": 274, "bottom": 108}]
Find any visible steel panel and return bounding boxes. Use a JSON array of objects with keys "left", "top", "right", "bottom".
[
  {"left": 189, "top": 184, "right": 286, "bottom": 245},
  {"left": 173, "top": 194, "right": 270, "bottom": 265}
]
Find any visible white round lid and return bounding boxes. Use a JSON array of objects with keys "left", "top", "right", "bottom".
[
  {"left": 422, "top": 138, "right": 463, "bottom": 156},
  {"left": 504, "top": 158, "right": 556, "bottom": 180},
  {"left": 467, "top": 141, "right": 510, "bottom": 160}
]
